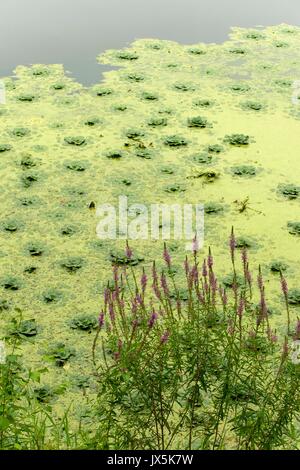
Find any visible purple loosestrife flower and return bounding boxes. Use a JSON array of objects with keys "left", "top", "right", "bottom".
[
  {"left": 152, "top": 261, "right": 158, "bottom": 285},
  {"left": 280, "top": 275, "right": 288, "bottom": 296},
  {"left": 282, "top": 337, "right": 289, "bottom": 358},
  {"left": 184, "top": 257, "right": 190, "bottom": 276},
  {"left": 237, "top": 296, "right": 244, "bottom": 317},
  {"left": 148, "top": 311, "right": 158, "bottom": 329},
  {"left": 141, "top": 270, "right": 148, "bottom": 292},
  {"left": 241, "top": 247, "right": 248, "bottom": 268},
  {"left": 104, "top": 287, "right": 110, "bottom": 307},
  {"left": 125, "top": 240, "right": 133, "bottom": 259},
  {"left": 257, "top": 265, "right": 263, "bottom": 292},
  {"left": 163, "top": 243, "right": 171, "bottom": 269},
  {"left": 131, "top": 298, "right": 138, "bottom": 315},
  {"left": 246, "top": 264, "right": 252, "bottom": 285},
  {"left": 229, "top": 227, "right": 236, "bottom": 263},
  {"left": 160, "top": 330, "right": 170, "bottom": 345},
  {"left": 109, "top": 302, "right": 115, "bottom": 322},
  {"left": 113, "top": 265, "right": 119, "bottom": 284},
  {"left": 219, "top": 287, "right": 228, "bottom": 307},
  {"left": 160, "top": 273, "right": 170, "bottom": 296},
  {"left": 98, "top": 312, "right": 105, "bottom": 328},
  {"left": 153, "top": 283, "right": 162, "bottom": 300},
  {"left": 191, "top": 265, "right": 199, "bottom": 284},
  {"left": 267, "top": 327, "right": 278, "bottom": 343},
  {"left": 208, "top": 247, "right": 213, "bottom": 269},
  {"left": 209, "top": 271, "right": 217, "bottom": 292},
  {"left": 202, "top": 260, "right": 208, "bottom": 277},
  {"left": 197, "top": 291, "right": 205, "bottom": 305},
  {"left": 192, "top": 236, "right": 199, "bottom": 255}
]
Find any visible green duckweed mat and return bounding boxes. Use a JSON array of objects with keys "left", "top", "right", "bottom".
[{"left": 1, "top": 23, "right": 300, "bottom": 416}]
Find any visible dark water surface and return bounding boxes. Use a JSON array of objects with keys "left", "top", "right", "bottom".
[{"left": 1, "top": 0, "right": 300, "bottom": 85}]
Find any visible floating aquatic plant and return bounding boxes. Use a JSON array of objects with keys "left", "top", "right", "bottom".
[
  {"left": 0, "top": 144, "right": 12, "bottom": 152},
  {"left": 173, "top": 82, "right": 195, "bottom": 92},
  {"left": 0, "top": 299, "right": 10, "bottom": 311},
  {"left": 287, "top": 222, "right": 300, "bottom": 236},
  {"left": 224, "top": 133, "right": 250, "bottom": 146},
  {"left": 135, "top": 148, "right": 152, "bottom": 159},
  {"left": 231, "top": 165, "right": 257, "bottom": 176},
  {"left": 20, "top": 155, "right": 37, "bottom": 168},
  {"left": 64, "top": 160, "right": 88, "bottom": 171},
  {"left": 193, "top": 153, "right": 213, "bottom": 164},
  {"left": 64, "top": 136, "right": 86, "bottom": 146},
  {"left": 21, "top": 172, "right": 40, "bottom": 188},
  {"left": 204, "top": 202, "right": 224, "bottom": 214},
  {"left": 207, "top": 144, "right": 224, "bottom": 153},
  {"left": 164, "top": 184, "right": 186, "bottom": 193},
  {"left": 95, "top": 87, "right": 113, "bottom": 96},
  {"left": 241, "top": 101, "right": 264, "bottom": 111},
  {"left": 193, "top": 99, "right": 214, "bottom": 108},
  {"left": 187, "top": 116, "right": 212, "bottom": 128},
  {"left": 69, "top": 314, "right": 98, "bottom": 332},
  {"left": 42, "top": 288, "right": 63, "bottom": 304},
  {"left": 230, "top": 83, "right": 251, "bottom": 93},
  {"left": 112, "top": 104, "right": 127, "bottom": 111},
  {"left": 17, "top": 94, "right": 36, "bottom": 102},
  {"left": 163, "top": 135, "right": 188, "bottom": 147},
  {"left": 11, "top": 127, "right": 30, "bottom": 138},
  {"left": 34, "top": 385, "right": 53, "bottom": 403},
  {"left": 1, "top": 276, "right": 22, "bottom": 291},
  {"left": 47, "top": 342, "right": 75, "bottom": 367},
  {"left": 125, "top": 129, "right": 145, "bottom": 140},
  {"left": 234, "top": 236, "right": 255, "bottom": 249},
  {"left": 60, "top": 225, "right": 78, "bottom": 236},
  {"left": 9, "top": 319, "right": 37, "bottom": 338},
  {"left": 269, "top": 260, "right": 288, "bottom": 273},
  {"left": 60, "top": 257, "right": 84, "bottom": 273},
  {"left": 51, "top": 82, "right": 65, "bottom": 90},
  {"left": 31, "top": 66, "right": 50, "bottom": 76},
  {"left": 116, "top": 51, "right": 139, "bottom": 60},
  {"left": 126, "top": 73, "right": 144, "bottom": 82},
  {"left": 105, "top": 150, "right": 123, "bottom": 159},
  {"left": 187, "top": 47, "right": 206, "bottom": 55},
  {"left": 1, "top": 218, "right": 23, "bottom": 232},
  {"left": 287, "top": 289, "right": 300, "bottom": 305},
  {"left": 109, "top": 251, "right": 144, "bottom": 266},
  {"left": 245, "top": 30, "right": 265, "bottom": 40},
  {"left": 141, "top": 91, "right": 159, "bottom": 101},
  {"left": 84, "top": 117, "right": 101, "bottom": 126},
  {"left": 147, "top": 117, "right": 167, "bottom": 127},
  {"left": 25, "top": 242, "right": 45, "bottom": 257},
  {"left": 278, "top": 184, "right": 300, "bottom": 200}
]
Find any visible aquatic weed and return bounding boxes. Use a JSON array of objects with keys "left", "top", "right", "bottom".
[
  {"left": 47, "top": 342, "right": 75, "bottom": 367},
  {"left": 69, "top": 315, "right": 98, "bottom": 332},
  {"left": 287, "top": 222, "right": 300, "bottom": 236},
  {"left": 9, "top": 319, "right": 37, "bottom": 338},
  {"left": 0, "top": 144, "right": 12, "bottom": 153},
  {"left": 269, "top": 260, "right": 288, "bottom": 273},
  {"left": 60, "top": 257, "right": 84, "bottom": 273},
  {"left": 42, "top": 288, "right": 63, "bottom": 304},
  {"left": 64, "top": 160, "right": 88, "bottom": 171},
  {"left": 163, "top": 135, "right": 188, "bottom": 147},
  {"left": 224, "top": 134, "right": 250, "bottom": 146},
  {"left": 64, "top": 136, "right": 86, "bottom": 146},
  {"left": 187, "top": 116, "right": 212, "bottom": 128},
  {"left": 278, "top": 184, "right": 300, "bottom": 200},
  {"left": 231, "top": 165, "right": 257, "bottom": 177},
  {"left": 1, "top": 276, "right": 22, "bottom": 291}
]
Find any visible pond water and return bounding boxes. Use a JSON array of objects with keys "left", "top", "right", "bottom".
[
  {"left": 1, "top": 6, "right": 300, "bottom": 423},
  {"left": 0, "top": 0, "right": 300, "bottom": 85}
]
